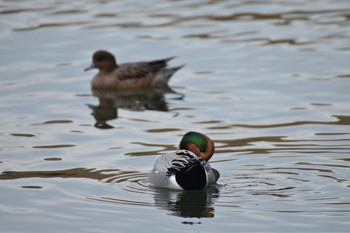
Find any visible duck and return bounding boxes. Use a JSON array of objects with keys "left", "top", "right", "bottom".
[
  {"left": 85, "top": 50, "right": 184, "bottom": 89},
  {"left": 149, "top": 131, "right": 220, "bottom": 190}
]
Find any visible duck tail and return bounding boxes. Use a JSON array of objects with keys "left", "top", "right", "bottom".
[
  {"left": 147, "top": 57, "right": 176, "bottom": 70},
  {"left": 170, "top": 64, "right": 185, "bottom": 73},
  {"left": 153, "top": 64, "right": 184, "bottom": 85}
]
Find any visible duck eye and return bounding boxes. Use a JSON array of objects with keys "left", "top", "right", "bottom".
[{"left": 95, "top": 57, "right": 104, "bottom": 62}]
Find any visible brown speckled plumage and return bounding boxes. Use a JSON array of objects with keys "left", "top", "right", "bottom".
[{"left": 85, "top": 50, "right": 183, "bottom": 89}]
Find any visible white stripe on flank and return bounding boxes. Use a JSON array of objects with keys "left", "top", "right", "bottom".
[{"left": 168, "top": 175, "right": 182, "bottom": 190}]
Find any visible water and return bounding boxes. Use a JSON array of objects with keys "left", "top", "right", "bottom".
[{"left": 1, "top": 0, "right": 350, "bottom": 232}]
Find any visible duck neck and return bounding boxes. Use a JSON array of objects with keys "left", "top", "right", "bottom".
[{"left": 186, "top": 141, "right": 214, "bottom": 161}]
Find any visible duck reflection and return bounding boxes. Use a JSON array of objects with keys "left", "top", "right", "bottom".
[
  {"left": 153, "top": 187, "right": 219, "bottom": 220},
  {"left": 87, "top": 86, "right": 184, "bottom": 129}
]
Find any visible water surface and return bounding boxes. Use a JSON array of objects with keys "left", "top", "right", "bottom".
[{"left": 1, "top": 0, "right": 350, "bottom": 232}]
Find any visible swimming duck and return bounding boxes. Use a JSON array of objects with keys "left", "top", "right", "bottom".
[
  {"left": 85, "top": 50, "right": 183, "bottom": 89},
  {"left": 149, "top": 131, "right": 220, "bottom": 190}
]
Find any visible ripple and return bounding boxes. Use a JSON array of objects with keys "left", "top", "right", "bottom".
[
  {"left": 0, "top": 168, "right": 119, "bottom": 181},
  {"left": 208, "top": 115, "right": 350, "bottom": 130},
  {"left": 33, "top": 144, "right": 76, "bottom": 149},
  {"left": 0, "top": 5, "right": 52, "bottom": 14},
  {"left": 43, "top": 157, "right": 62, "bottom": 161},
  {"left": 215, "top": 156, "right": 350, "bottom": 213},
  {"left": 33, "top": 120, "right": 73, "bottom": 125},
  {"left": 146, "top": 128, "right": 182, "bottom": 133},
  {"left": 0, "top": 167, "right": 154, "bottom": 207},
  {"left": 13, "top": 21, "right": 91, "bottom": 32},
  {"left": 89, "top": 171, "right": 153, "bottom": 207},
  {"left": 21, "top": 185, "right": 43, "bottom": 189},
  {"left": 10, "top": 133, "right": 37, "bottom": 137}
]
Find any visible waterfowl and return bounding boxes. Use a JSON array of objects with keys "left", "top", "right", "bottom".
[
  {"left": 149, "top": 131, "right": 220, "bottom": 190},
  {"left": 85, "top": 50, "right": 183, "bottom": 89}
]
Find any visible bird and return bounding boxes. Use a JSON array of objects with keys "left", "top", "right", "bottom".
[
  {"left": 149, "top": 131, "right": 220, "bottom": 190},
  {"left": 85, "top": 50, "right": 184, "bottom": 89}
]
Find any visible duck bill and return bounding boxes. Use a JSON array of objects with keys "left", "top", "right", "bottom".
[{"left": 84, "top": 63, "right": 95, "bottom": 71}]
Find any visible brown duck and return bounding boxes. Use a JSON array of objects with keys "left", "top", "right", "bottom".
[{"left": 85, "top": 50, "right": 184, "bottom": 89}]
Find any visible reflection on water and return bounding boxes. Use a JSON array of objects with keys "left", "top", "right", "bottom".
[
  {"left": 88, "top": 86, "right": 184, "bottom": 129},
  {"left": 153, "top": 188, "right": 219, "bottom": 221}
]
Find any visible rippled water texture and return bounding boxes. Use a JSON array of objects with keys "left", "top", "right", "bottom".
[{"left": 1, "top": 0, "right": 350, "bottom": 232}]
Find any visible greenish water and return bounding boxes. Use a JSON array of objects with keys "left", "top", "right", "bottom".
[{"left": 1, "top": 0, "right": 350, "bottom": 232}]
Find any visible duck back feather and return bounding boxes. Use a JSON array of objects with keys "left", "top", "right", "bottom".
[{"left": 149, "top": 150, "right": 219, "bottom": 190}]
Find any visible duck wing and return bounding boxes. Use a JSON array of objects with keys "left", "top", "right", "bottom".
[
  {"left": 166, "top": 150, "right": 200, "bottom": 176},
  {"left": 167, "top": 150, "right": 208, "bottom": 190},
  {"left": 116, "top": 57, "right": 175, "bottom": 80},
  {"left": 169, "top": 150, "right": 220, "bottom": 189},
  {"left": 149, "top": 150, "right": 219, "bottom": 190}
]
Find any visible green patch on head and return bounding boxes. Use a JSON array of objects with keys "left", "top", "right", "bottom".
[{"left": 180, "top": 131, "right": 208, "bottom": 152}]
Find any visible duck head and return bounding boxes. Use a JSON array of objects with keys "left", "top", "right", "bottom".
[
  {"left": 179, "top": 131, "right": 215, "bottom": 161},
  {"left": 85, "top": 50, "right": 118, "bottom": 73}
]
